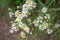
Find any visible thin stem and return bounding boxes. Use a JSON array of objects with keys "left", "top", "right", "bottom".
[
  {"left": 48, "top": 0, "right": 54, "bottom": 8},
  {"left": 37, "top": 0, "right": 45, "bottom": 7}
]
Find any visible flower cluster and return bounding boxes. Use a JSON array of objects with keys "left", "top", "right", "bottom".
[
  {"left": 8, "top": 0, "right": 56, "bottom": 39},
  {"left": 9, "top": 0, "right": 36, "bottom": 38},
  {"left": 32, "top": 7, "right": 53, "bottom": 34}
]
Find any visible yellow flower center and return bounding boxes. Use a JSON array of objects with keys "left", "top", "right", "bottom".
[
  {"left": 15, "top": 11, "right": 19, "bottom": 15},
  {"left": 43, "top": 24, "right": 46, "bottom": 27},
  {"left": 33, "top": 21, "right": 37, "bottom": 24},
  {"left": 21, "top": 25, "right": 25, "bottom": 29},
  {"left": 28, "top": 0, "right": 30, "bottom": 4}
]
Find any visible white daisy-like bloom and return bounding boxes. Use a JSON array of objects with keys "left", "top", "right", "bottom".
[
  {"left": 24, "top": 26, "right": 30, "bottom": 33},
  {"left": 19, "top": 23, "right": 30, "bottom": 33},
  {"left": 47, "top": 29, "right": 53, "bottom": 34},
  {"left": 31, "top": 1, "right": 36, "bottom": 8},
  {"left": 15, "top": 10, "right": 20, "bottom": 17},
  {"left": 21, "top": 11, "right": 28, "bottom": 17},
  {"left": 33, "top": 20, "right": 39, "bottom": 26},
  {"left": 11, "top": 23, "right": 18, "bottom": 32},
  {"left": 42, "top": 22, "right": 48, "bottom": 29},
  {"left": 22, "top": 4, "right": 28, "bottom": 12},
  {"left": 26, "top": 0, "right": 36, "bottom": 9},
  {"left": 42, "top": 7, "right": 47, "bottom": 13},
  {"left": 9, "top": 11, "right": 14, "bottom": 18},
  {"left": 45, "top": 14, "right": 50, "bottom": 19},
  {"left": 11, "top": 26, "right": 18, "bottom": 32},
  {"left": 10, "top": 23, "right": 18, "bottom": 33},
  {"left": 15, "top": 14, "right": 23, "bottom": 22},
  {"left": 37, "top": 16, "right": 43, "bottom": 23},
  {"left": 20, "top": 31, "right": 26, "bottom": 38}
]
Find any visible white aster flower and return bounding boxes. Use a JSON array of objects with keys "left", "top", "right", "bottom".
[
  {"left": 15, "top": 15, "right": 23, "bottom": 22},
  {"left": 33, "top": 20, "right": 39, "bottom": 26},
  {"left": 15, "top": 10, "right": 20, "bottom": 17},
  {"left": 37, "top": 16, "right": 43, "bottom": 23},
  {"left": 11, "top": 27, "right": 18, "bottom": 32},
  {"left": 47, "top": 29, "right": 53, "bottom": 34},
  {"left": 11, "top": 23, "right": 18, "bottom": 32},
  {"left": 42, "top": 7, "right": 47, "bottom": 13},
  {"left": 21, "top": 11, "right": 28, "bottom": 17},
  {"left": 26, "top": 0, "right": 36, "bottom": 9},
  {"left": 20, "top": 31, "right": 26, "bottom": 38},
  {"left": 42, "top": 22, "right": 48, "bottom": 29},
  {"left": 32, "top": 1, "right": 36, "bottom": 8},
  {"left": 19, "top": 24, "right": 29, "bottom": 33},
  {"left": 22, "top": 4, "right": 28, "bottom": 12},
  {"left": 45, "top": 14, "right": 50, "bottom": 19}
]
